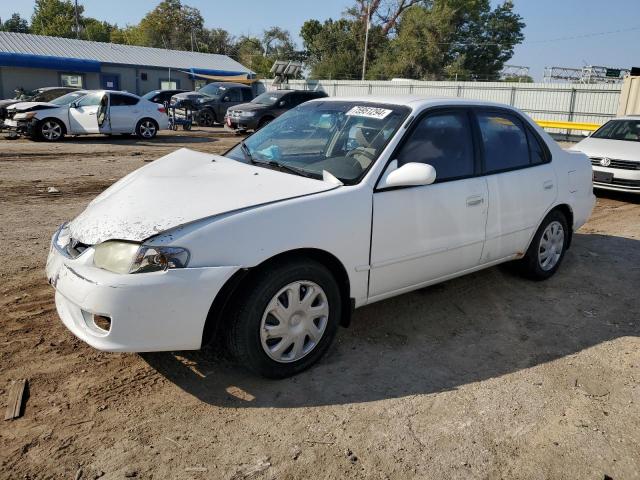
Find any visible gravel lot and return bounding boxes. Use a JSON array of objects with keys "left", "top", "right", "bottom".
[{"left": 1, "top": 129, "right": 639, "bottom": 480}]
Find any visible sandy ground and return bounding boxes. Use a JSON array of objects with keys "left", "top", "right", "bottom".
[{"left": 1, "top": 129, "right": 639, "bottom": 480}]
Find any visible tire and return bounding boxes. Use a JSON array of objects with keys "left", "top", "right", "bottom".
[
  {"left": 257, "top": 117, "right": 273, "bottom": 130},
  {"left": 226, "top": 259, "right": 342, "bottom": 378},
  {"left": 517, "top": 209, "right": 569, "bottom": 280},
  {"left": 198, "top": 109, "right": 215, "bottom": 127},
  {"left": 135, "top": 118, "right": 158, "bottom": 139},
  {"left": 38, "top": 118, "right": 65, "bottom": 142}
]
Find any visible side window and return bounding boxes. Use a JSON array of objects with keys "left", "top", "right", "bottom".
[
  {"left": 527, "top": 128, "right": 547, "bottom": 165},
  {"left": 396, "top": 111, "right": 475, "bottom": 182},
  {"left": 41, "top": 90, "right": 62, "bottom": 102},
  {"left": 226, "top": 89, "right": 242, "bottom": 102},
  {"left": 241, "top": 88, "right": 253, "bottom": 102},
  {"left": 477, "top": 112, "right": 530, "bottom": 173},
  {"left": 110, "top": 94, "right": 139, "bottom": 106},
  {"left": 76, "top": 92, "right": 102, "bottom": 107}
]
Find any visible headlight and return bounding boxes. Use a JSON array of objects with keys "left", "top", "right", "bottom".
[
  {"left": 93, "top": 241, "right": 189, "bottom": 274},
  {"left": 13, "top": 111, "right": 37, "bottom": 120},
  {"left": 240, "top": 111, "right": 256, "bottom": 117},
  {"left": 196, "top": 97, "right": 206, "bottom": 103}
]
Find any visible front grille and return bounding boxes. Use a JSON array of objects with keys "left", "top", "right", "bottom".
[
  {"left": 228, "top": 110, "right": 242, "bottom": 118},
  {"left": 590, "top": 157, "right": 640, "bottom": 170},
  {"left": 66, "top": 239, "right": 90, "bottom": 258}
]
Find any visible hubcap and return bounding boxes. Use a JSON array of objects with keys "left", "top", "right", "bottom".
[
  {"left": 42, "top": 121, "right": 61, "bottom": 140},
  {"left": 538, "top": 220, "right": 565, "bottom": 271},
  {"left": 260, "top": 281, "right": 329, "bottom": 363},
  {"left": 140, "top": 121, "right": 156, "bottom": 138}
]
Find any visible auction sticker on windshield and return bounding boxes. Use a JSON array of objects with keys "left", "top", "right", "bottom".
[{"left": 346, "top": 106, "right": 393, "bottom": 120}]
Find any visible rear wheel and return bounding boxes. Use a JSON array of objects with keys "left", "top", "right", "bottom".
[
  {"left": 135, "top": 118, "right": 158, "bottom": 139},
  {"left": 38, "top": 119, "right": 64, "bottom": 142},
  {"left": 226, "top": 259, "right": 341, "bottom": 378},
  {"left": 517, "top": 210, "right": 569, "bottom": 280},
  {"left": 198, "top": 109, "right": 215, "bottom": 127}
]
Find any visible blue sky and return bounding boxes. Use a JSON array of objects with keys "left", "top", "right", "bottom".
[{"left": 1, "top": 0, "right": 638, "bottom": 80}]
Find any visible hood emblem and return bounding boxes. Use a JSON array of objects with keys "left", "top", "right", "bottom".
[{"left": 600, "top": 157, "right": 611, "bottom": 167}]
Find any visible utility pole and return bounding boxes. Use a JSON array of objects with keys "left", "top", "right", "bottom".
[
  {"left": 361, "top": 0, "right": 371, "bottom": 81},
  {"left": 74, "top": 0, "right": 80, "bottom": 39}
]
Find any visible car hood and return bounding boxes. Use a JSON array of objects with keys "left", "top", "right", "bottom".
[
  {"left": 172, "top": 91, "right": 205, "bottom": 100},
  {"left": 0, "top": 99, "right": 20, "bottom": 108},
  {"left": 571, "top": 137, "right": 640, "bottom": 161},
  {"left": 230, "top": 103, "right": 268, "bottom": 112},
  {"left": 7, "top": 101, "right": 59, "bottom": 112},
  {"left": 68, "top": 148, "right": 339, "bottom": 245}
]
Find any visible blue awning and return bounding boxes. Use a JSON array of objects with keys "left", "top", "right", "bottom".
[{"left": 0, "top": 52, "right": 101, "bottom": 72}]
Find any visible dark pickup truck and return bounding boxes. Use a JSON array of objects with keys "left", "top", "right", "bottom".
[{"left": 225, "top": 89, "right": 328, "bottom": 132}]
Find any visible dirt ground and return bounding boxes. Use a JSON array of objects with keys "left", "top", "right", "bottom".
[{"left": 1, "top": 128, "right": 639, "bottom": 480}]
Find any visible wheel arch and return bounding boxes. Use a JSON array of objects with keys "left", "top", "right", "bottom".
[
  {"left": 201, "top": 248, "right": 354, "bottom": 347},
  {"left": 550, "top": 203, "right": 574, "bottom": 248}
]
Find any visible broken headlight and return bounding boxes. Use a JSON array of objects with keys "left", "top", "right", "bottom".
[{"left": 93, "top": 241, "right": 190, "bottom": 274}]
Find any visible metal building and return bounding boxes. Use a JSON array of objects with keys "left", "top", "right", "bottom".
[{"left": 0, "top": 32, "right": 254, "bottom": 98}]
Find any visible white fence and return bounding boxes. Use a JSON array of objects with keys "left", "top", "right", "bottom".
[{"left": 258, "top": 79, "right": 622, "bottom": 127}]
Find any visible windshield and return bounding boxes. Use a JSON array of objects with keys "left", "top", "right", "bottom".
[
  {"left": 198, "top": 83, "right": 226, "bottom": 97},
  {"left": 50, "top": 91, "right": 88, "bottom": 106},
  {"left": 226, "top": 101, "right": 410, "bottom": 183},
  {"left": 592, "top": 119, "right": 640, "bottom": 142},
  {"left": 251, "top": 92, "right": 283, "bottom": 106}
]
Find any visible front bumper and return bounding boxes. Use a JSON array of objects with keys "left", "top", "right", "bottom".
[
  {"left": 46, "top": 233, "right": 239, "bottom": 352},
  {"left": 3, "top": 118, "right": 35, "bottom": 135},
  {"left": 592, "top": 165, "right": 640, "bottom": 193},
  {"left": 225, "top": 115, "right": 258, "bottom": 131}
]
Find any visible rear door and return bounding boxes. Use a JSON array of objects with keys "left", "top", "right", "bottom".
[
  {"left": 474, "top": 109, "right": 557, "bottom": 262},
  {"left": 68, "top": 91, "right": 103, "bottom": 134},
  {"left": 108, "top": 93, "right": 140, "bottom": 133}
]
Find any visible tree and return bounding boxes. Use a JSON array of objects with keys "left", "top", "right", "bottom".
[
  {"left": 201, "top": 28, "right": 235, "bottom": 55},
  {"left": 1, "top": 13, "right": 30, "bottom": 33},
  {"left": 347, "top": 0, "right": 426, "bottom": 35},
  {"left": 81, "top": 18, "right": 114, "bottom": 42},
  {"left": 300, "top": 17, "right": 387, "bottom": 79},
  {"left": 31, "top": 0, "right": 79, "bottom": 38},
  {"left": 136, "top": 0, "right": 205, "bottom": 50}
]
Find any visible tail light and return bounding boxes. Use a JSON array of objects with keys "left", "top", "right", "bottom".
[{"left": 158, "top": 106, "right": 166, "bottom": 114}]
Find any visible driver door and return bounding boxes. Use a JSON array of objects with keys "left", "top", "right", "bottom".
[
  {"left": 368, "top": 109, "right": 488, "bottom": 300},
  {"left": 68, "top": 92, "right": 108, "bottom": 134}
]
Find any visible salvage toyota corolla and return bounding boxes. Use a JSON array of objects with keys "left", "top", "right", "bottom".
[{"left": 46, "top": 97, "right": 595, "bottom": 378}]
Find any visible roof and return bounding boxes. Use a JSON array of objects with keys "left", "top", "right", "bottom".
[
  {"left": 307, "top": 95, "right": 517, "bottom": 110},
  {"left": 0, "top": 32, "right": 253, "bottom": 74}
]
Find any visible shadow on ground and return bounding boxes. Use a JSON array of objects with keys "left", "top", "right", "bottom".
[{"left": 143, "top": 233, "right": 639, "bottom": 408}]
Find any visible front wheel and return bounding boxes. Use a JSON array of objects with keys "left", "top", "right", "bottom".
[
  {"left": 38, "top": 119, "right": 65, "bottom": 142},
  {"left": 226, "top": 259, "right": 342, "bottom": 378},
  {"left": 516, "top": 210, "right": 569, "bottom": 280},
  {"left": 135, "top": 119, "right": 158, "bottom": 139}
]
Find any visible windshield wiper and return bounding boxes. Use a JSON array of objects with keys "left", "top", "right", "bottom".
[
  {"left": 239, "top": 141, "right": 253, "bottom": 163},
  {"left": 261, "top": 160, "right": 315, "bottom": 178}
]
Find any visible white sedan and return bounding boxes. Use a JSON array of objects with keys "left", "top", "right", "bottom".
[
  {"left": 4, "top": 90, "right": 169, "bottom": 141},
  {"left": 571, "top": 116, "right": 640, "bottom": 193},
  {"left": 46, "top": 97, "right": 595, "bottom": 378}
]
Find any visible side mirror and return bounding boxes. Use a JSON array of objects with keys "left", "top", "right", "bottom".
[
  {"left": 223, "top": 96, "right": 230, "bottom": 102},
  {"left": 378, "top": 161, "right": 436, "bottom": 189},
  {"left": 70, "top": 102, "right": 78, "bottom": 109}
]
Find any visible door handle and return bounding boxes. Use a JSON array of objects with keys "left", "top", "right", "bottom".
[
  {"left": 88, "top": 112, "right": 96, "bottom": 115},
  {"left": 466, "top": 195, "right": 484, "bottom": 207},
  {"left": 543, "top": 180, "right": 554, "bottom": 190}
]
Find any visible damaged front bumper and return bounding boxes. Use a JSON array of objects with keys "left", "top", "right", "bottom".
[
  {"left": 3, "top": 118, "right": 36, "bottom": 136},
  {"left": 45, "top": 228, "right": 239, "bottom": 352}
]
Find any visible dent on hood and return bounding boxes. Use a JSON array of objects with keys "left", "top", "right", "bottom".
[{"left": 67, "top": 148, "right": 339, "bottom": 245}]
